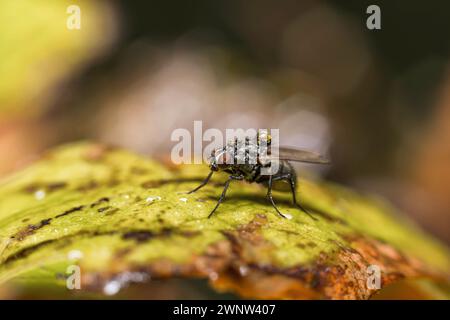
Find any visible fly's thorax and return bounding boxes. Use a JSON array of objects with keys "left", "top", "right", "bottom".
[
  {"left": 220, "top": 140, "right": 269, "bottom": 164},
  {"left": 209, "top": 135, "right": 276, "bottom": 174}
]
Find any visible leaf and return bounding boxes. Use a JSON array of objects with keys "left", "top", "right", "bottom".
[
  {"left": 0, "top": 142, "right": 449, "bottom": 299},
  {"left": 0, "top": 0, "right": 115, "bottom": 117}
]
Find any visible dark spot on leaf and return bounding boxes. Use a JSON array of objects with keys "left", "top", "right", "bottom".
[
  {"left": 107, "top": 179, "right": 120, "bottom": 187},
  {"left": 3, "top": 239, "right": 57, "bottom": 264},
  {"left": 4, "top": 230, "right": 118, "bottom": 266},
  {"left": 40, "top": 218, "right": 52, "bottom": 226},
  {"left": 23, "top": 182, "right": 66, "bottom": 194},
  {"left": 97, "top": 206, "right": 111, "bottom": 213},
  {"left": 13, "top": 218, "right": 53, "bottom": 241},
  {"left": 130, "top": 167, "right": 149, "bottom": 175},
  {"left": 23, "top": 184, "right": 40, "bottom": 193},
  {"left": 120, "top": 228, "right": 196, "bottom": 244},
  {"left": 55, "top": 205, "right": 85, "bottom": 218},
  {"left": 307, "top": 241, "right": 317, "bottom": 248},
  {"left": 181, "top": 230, "right": 200, "bottom": 238},
  {"left": 104, "top": 208, "right": 119, "bottom": 216},
  {"left": 122, "top": 231, "right": 154, "bottom": 243},
  {"left": 91, "top": 230, "right": 118, "bottom": 237},
  {"left": 90, "top": 197, "right": 110, "bottom": 208},
  {"left": 160, "top": 227, "right": 173, "bottom": 236},
  {"left": 46, "top": 182, "right": 67, "bottom": 192},
  {"left": 55, "top": 273, "right": 68, "bottom": 280},
  {"left": 76, "top": 181, "right": 99, "bottom": 192}
]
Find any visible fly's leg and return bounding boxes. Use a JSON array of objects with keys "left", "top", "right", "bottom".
[
  {"left": 267, "top": 175, "right": 288, "bottom": 219},
  {"left": 287, "top": 174, "right": 317, "bottom": 221},
  {"left": 187, "top": 171, "right": 213, "bottom": 194},
  {"left": 208, "top": 175, "right": 243, "bottom": 218},
  {"left": 270, "top": 173, "right": 317, "bottom": 221}
]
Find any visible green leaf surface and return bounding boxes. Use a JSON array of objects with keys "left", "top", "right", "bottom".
[{"left": 0, "top": 142, "right": 449, "bottom": 299}]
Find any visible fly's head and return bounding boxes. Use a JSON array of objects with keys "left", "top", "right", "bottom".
[
  {"left": 209, "top": 147, "right": 234, "bottom": 172},
  {"left": 208, "top": 155, "right": 219, "bottom": 172}
]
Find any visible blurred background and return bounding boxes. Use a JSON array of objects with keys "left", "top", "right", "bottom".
[{"left": 0, "top": 0, "right": 449, "bottom": 244}]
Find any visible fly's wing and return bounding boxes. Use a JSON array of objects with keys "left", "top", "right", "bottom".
[{"left": 268, "top": 146, "right": 330, "bottom": 164}]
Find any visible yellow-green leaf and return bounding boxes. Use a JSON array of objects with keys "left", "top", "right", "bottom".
[{"left": 0, "top": 142, "right": 449, "bottom": 299}]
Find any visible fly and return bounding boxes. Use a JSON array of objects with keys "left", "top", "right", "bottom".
[{"left": 188, "top": 133, "right": 330, "bottom": 219}]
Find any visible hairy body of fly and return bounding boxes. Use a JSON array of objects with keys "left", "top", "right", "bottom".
[{"left": 188, "top": 136, "right": 328, "bottom": 219}]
